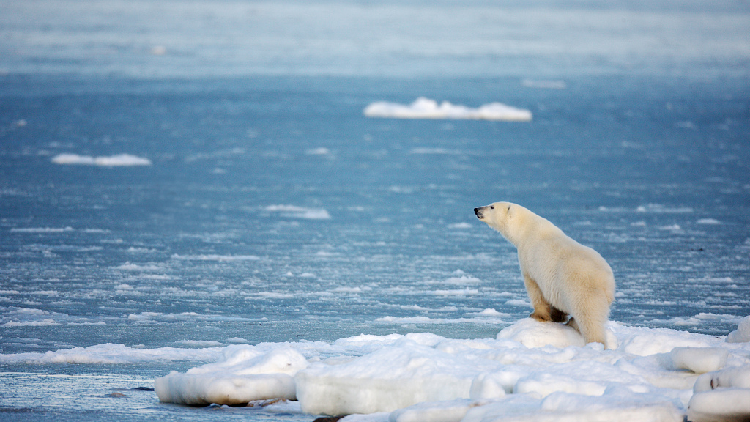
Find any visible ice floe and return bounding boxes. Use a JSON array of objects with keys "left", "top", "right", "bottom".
[
  {"left": 170, "top": 254, "right": 261, "bottom": 262},
  {"left": 156, "top": 347, "right": 306, "bottom": 405},
  {"left": 51, "top": 153, "right": 152, "bottom": 166},
  {"left": 264, "top": 205, "right": 332, "bottom": 220},
  {"left": 364, "top": 98, "right": 532, "bottom": 121},
  {"left": 147, "top": 317, "right": 750, "bottom": 421},
  {"left": 10, "top": 226, "right": 75, "bottom": 233}
]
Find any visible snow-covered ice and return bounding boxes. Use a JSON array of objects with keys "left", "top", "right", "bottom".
[
  {"left": 364, "top": 98, "right": 532, "bottom": 121},
  {"left": 728, "top": 316, "right": 750, "bottom": 344},
  {"left": 156, "top": 347, "right": 305, "bottom": 405},
  {"left": 51, "top": 153, "right": 152, "bottom": 166},
  {"left": 150, "top": 317, "right": 750, "bottom": 421},
  {"left": 670, "top": 347, "right": 728, "bottom": 374},
  {"left": 689, "top": 365, "right": 750, "bottom": 422}
]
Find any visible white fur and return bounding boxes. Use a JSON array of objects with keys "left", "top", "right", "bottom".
[{"left": 475, "top": 202, "right": 615, "bottom": 345}]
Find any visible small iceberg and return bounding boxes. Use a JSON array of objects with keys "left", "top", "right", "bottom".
[
  {"left": 51, "top": 153, "right": 152, "bottom": 167},
  {"left": 364, "top": 97, "right": 532, "bottom": 121}
]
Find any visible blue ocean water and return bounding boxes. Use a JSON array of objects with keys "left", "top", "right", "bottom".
[{"left": 1, "top": 1, "right": 749, "bottom": 420}]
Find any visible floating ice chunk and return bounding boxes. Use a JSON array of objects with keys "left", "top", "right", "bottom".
[
  {"left": 155, "top": 373, "right": 296, "bottom": 405},
  {"left": 93, "top": 154, "right": 152, "bottom": 166},
  {"left": 264, "top": 204, "right": 331, "bottom": 219},
  {"left": 171, "top": 254, "right": 260, "bottom": 261},
  {"left": 659, "top": 224, "right": 682, "bottom": 231},
  {"left": 496, "top": 318, "right": 586, "bottom": 348},
  {"left": 51, "top": 154, "right": 97, "bottom": 165},
  {"left": 155, "top": 346, "right": 307, "bottom": 405},
  {"left": 636, "top": 204, "right": 694, "bottom": 213},
  {"left": 52, "top": 153, "right": 151, "bottom": 166},
  {"left": 727, "top": 316, "right": 750, "bottom": 343},
  {"left": 3, "top": 319, "right": 59, "bottom": 327},
  {"left": 363, "top": 97, "right": 532, "bottom": 121},
  {"left": 687, "top": 389, "right": 750, "bottom": 422},
  {"left": 697, "top": 218, "right": 721, "bottom": 225},
  {"left": 10, "top": 226, "right": 75, "bottom": 233},
  {"left": 669, "top": 347, "right": 728, "bottom": 374},
  {"left": 115, "top": 262, "right": 163, "bottom": 271}
]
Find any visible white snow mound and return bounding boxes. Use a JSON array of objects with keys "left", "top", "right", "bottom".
[
  {"left": 496, "top": 317, "right": 618, "bottom": 349},
  {"left": 727, "top": 316, "right": 750, "bottom": 343}
]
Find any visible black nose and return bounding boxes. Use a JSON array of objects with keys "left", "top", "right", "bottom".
[{"left": 474, "top": 207, "right": 479, "bottom": 215}]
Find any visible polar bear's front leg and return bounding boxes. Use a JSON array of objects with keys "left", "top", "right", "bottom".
[{"left": 523, "top": 273, "right": 557, "bottom": 322}]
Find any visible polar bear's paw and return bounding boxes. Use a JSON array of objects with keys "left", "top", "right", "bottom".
[{"left": 529, "top": 306, "right": 568, "bottom": 323}]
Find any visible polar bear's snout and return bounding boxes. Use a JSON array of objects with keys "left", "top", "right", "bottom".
[{"left": 474, "top": 207, "right": 484, "bottom": 219}]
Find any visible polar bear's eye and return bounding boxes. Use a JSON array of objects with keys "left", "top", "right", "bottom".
[
  {"left": 507, "top": 205, "right": 511, "bottom": 211},
  {"left": 490, "top": 206, "right": 494, "bottom": 210}
]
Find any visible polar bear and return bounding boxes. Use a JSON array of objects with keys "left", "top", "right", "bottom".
[{"left": 474, "top": 202, "right": 615, "bottom": 345}]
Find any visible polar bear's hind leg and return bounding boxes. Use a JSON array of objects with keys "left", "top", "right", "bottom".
[
  {"left": 524, "top": 274, "right": 557, "bottom": 322},
  {"left": 569, "top": 299, "right": 609, "bottom": 345},
  {"left": 524, "top": 274, "right": 569, "bottom": 323}
]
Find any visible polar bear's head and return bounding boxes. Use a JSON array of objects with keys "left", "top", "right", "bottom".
[{"left": 474, "top": 202, "right": 526, "bottom": 246}]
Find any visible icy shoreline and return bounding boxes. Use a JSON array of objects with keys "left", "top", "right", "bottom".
[{"left": 151, "top": 317, "right": 750, "bottom": 422}]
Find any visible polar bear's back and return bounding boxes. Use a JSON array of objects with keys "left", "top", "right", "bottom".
[
  {"left": 554, "top": 239, "right": 615, "bottom": 303},
  {"left": 518, "top": 212, "right": 615, "bottom": 309}
]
